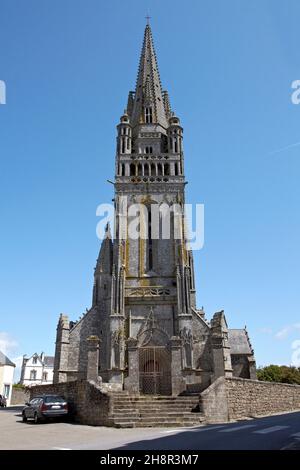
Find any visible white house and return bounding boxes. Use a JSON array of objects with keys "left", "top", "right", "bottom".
[
  {"left": 0, "top": 351, "right": 16, "bottom": 405},
  {"left": 20, "top": 352, "right": 54, "bottom": 387}
]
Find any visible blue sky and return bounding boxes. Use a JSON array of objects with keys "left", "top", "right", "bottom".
[{"left": 1, "top": 0, "right": 300, "bottom": 379}]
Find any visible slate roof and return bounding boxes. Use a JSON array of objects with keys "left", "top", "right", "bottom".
[
  {"left": 0, "top": 350, "right": 16, "bottom": 367},
  {"left": 228, "top": 329, "right": 253, "bottom": 355},
  {"left": 44, "top": 356, "right": 54, "bottom": 367}
]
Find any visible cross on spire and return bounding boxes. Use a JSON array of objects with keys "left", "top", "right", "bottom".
[{"left": 145, "top": 14, "right": 151, "bottom": 25}]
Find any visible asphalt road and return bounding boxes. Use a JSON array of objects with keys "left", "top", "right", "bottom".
[{"left": 0, "top": 406, "right": 299, "bottom": 450}]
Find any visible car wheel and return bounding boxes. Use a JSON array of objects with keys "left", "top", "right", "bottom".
[
  {"left": 34, "top": 412, "right": 39, "bottom": 424},
  {"left": 22, "top": 412, "right": 27, "bottom": 423}
]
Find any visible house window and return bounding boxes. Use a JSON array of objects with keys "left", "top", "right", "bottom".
[
  {"left": 145, "top": 107, "right": 153, "bottom": 123},
  {"left": 32, "top": 356, "right": 37, "bottom": 364},
  {"left": 4, "top": 384, "right": 10, "bottom": 398},
  {"left": 42, "top": 372, "right": 48, "bottom": 382},
  {"left": 30, "top": 370, "right": 37, "bottom": 380}
]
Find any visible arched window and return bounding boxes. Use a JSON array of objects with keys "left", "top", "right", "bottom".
[
  {"left": 175, "top": 162, "right": 178, "bottom": 176},
  {"left": 121, "top": 138, "right": 125, "bottom": 154},
  {"left": 151, "top": 163, "right": 156, "bottom": 176},
  {"left": 130, "top": 163, "right": 136, "bottom": 176},
  {"left": 138, "top": 163, "right": 143, "bottom": 176},
  {"left": 144, "top": 164, "right": 149, "bottom": 176},
  {"left": 174, "top": 138, "right": 178, "bottom": 153},
  {"left": 121, "top": 164, "right": 125, "bottom": 176},
  {"left": 148, "top": 207, "right": 153, "bottom": 271},
  {"left": 157, "top": 163, "right": 162, "bottom": 176},
  {"left": 164, "top": 163, "right": 170, "bottom": 176}
]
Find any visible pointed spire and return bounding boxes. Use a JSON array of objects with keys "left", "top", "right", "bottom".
[
  {"left": 130, "top": 24, "right": 169, "bottom": 129},
  {"left": 95, "top": 223, "right": 113, "bottom": 275}
]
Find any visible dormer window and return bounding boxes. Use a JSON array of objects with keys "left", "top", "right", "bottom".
[
  {"left": 145, "top": 107, "right": 153, "bottom": 123},
  {"left": 33, "top": 356, "right": 37, "bottom": 364}
]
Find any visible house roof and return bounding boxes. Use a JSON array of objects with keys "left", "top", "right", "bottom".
[
  {"left": 0, "top": 350, "right": 16, "bottom": 367},
  {"left": 228, "top": 329, "right": 253, "bottom": 355},
  {"left": 44, "top": 356, "right": 54, "bottom": 367}
]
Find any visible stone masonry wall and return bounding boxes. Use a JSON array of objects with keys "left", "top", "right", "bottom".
[
  {"left": 10, "top": 387, "right": 30, "bottom": 405},
  {"left": 200, "top": 376, "right": 300, "bottom": 424},
  {"left": 30, "top": 380, "right": 112, "bottom": 426},
  {"left": 200, "top": 377, "right": 228, "bottom": 423},
  {"left": 226, "top": 377, "right": 300, "bottom": 420}
]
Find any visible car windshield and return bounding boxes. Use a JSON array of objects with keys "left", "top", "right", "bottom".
[{"left": 44, "top": 396, "right": 65, "bottom": 403}]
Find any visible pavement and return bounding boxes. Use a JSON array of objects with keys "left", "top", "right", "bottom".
[{"left": 0, "top": 406, "right": 300, "bottom": 450}]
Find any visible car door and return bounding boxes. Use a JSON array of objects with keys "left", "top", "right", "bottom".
[{"left": 26, "top": 398, "right": 38, "bottom": 418}]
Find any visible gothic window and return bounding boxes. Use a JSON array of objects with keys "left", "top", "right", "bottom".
[
  {"left": 164, "top": 163, "right": 170, "bottom": 176},
  {"left": 157, "top": 163, "right": 162, "bottom": 176},
  {"left": 130, "top": 163, "right": 135, "bottom": 176},
  {"left": 144, "top": 164, "right": 149, "bottom": 176},
  {"left": 174, "top": 138, "right": 178, "bottom": 153},
  {"left": 151, "top": 163, "right": 156, "bottom": 176},
  {"left": 121, "top": 164, "right": 125, "bottom": 176},
  {"left": 32, "top": 357, "right": 37, "bottom": 365},
  {"left": 121, "top": 138, "right": 125, "bottom": 154},
  {"left": 127, "top": 138, "right": 130, "bottom": 150},
  {"left": 148, "top": 207, "right": 153, "bottom": 271},
  {"left": 138, "top": 163, "right": 143, "bottom": 176},
  {"left": 30, "top": 370, "right": 37, "bottom": 380},
  {"left": 175, "top": 163, "right": 178, "bottom": 176},
  {"left": 145, "top": 107, "right": 153, "bottom": 123}
]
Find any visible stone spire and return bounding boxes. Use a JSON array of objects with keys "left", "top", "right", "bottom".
[
  {"left": 130, "top": 23, "right": 169, "bottom": 129},
  {"left": 95, "top": 223, "right": 113, "bottom": 275}
]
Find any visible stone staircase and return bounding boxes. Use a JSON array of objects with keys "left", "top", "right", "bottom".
[{"left": 108, "top": 393, "right": 205, "bottom": 428}]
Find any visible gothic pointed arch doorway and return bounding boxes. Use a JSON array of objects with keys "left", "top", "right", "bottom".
[{"left": 139, "top": 345, "right": 171, "bottom": 395}]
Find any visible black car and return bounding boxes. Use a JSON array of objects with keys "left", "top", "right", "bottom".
[{"left": 22, "top": 395, "right": 69, "bottom": 423}]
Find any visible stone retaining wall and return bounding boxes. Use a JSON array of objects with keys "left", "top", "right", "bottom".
[
  {"left": 10, "top": 387, "right": 30, "bottom": 406},
  {"left": 226, "top": 377, "right": 300, "bottom": 419},
  {"left": 200, "top": 377, "right": 300, "bottom": 423},
  {"left": 30, "top": 380, "right": 112, "bottom": 426}
]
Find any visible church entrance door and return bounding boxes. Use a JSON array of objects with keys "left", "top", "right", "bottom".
[{"left": 139, "top": 346, "right": 171, "bottom": 395}]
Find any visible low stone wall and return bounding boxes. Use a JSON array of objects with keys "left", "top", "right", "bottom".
[
  {"left": 30, "top": 380, "right": 112, "bottom": 426},
  {"left": 10, "top": 387, "right": 30, "bottom": 406},
  {"left": 226, "top": 377, "right": 300, "bottom": 419},
  {"left": 200, "top": 377, "right": 300, "bottom": 423}
]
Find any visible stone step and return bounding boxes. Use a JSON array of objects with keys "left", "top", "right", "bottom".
[
  {"left": 135, "top": 420, "right": 203, "bottom": 428},
  {"left": 113, "top": 420, "right": 203, "bottom": 428},
  {"left": 113, "top": 408, "right": 199, "bottom": 415},
  {"left": 112, "top": 396, "right": 199, "bottom": 400},
  {"left": 112, "top": 399, "right": 199, "bottom": 406},
  {"left": 113, "top": 401, "right": 199, "bottom": 409}
]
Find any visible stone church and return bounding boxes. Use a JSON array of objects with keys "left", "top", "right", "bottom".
[{"left": 54, "top": 24, "right": 256, "bottom": 395}]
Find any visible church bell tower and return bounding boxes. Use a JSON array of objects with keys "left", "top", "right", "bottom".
[{"left": 106, "top": 23, "right": 198, "bottom": 394}]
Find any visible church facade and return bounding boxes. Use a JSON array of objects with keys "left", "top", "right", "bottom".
[{"left": 53, "top": 24, "right": 256, "bottom": 395}]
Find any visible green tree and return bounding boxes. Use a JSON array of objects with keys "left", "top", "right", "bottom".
[{"left": 257, "top": 365, "right": 300, "bottom": 384}]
